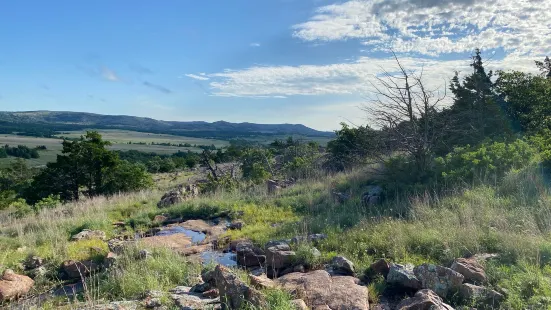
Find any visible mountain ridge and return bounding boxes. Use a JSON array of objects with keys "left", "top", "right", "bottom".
[{"left": 0, "top": 110, "right": 333, "bottom": 138}]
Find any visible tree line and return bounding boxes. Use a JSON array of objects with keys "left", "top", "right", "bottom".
[{"left": 0, "top": 145, "right": 42, "bottom": 159}]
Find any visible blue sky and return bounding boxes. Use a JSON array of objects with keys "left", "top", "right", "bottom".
[{"left": 0, "top": 0, "right": 549, "bottom": 130}]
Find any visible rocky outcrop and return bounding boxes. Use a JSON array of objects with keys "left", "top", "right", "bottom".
[
  {"left": 330, "top": 256, "right": 355, "bottom": 276},
  {"left": 396, "top": 289, "right": 454, "bottom": 310},
  {"left": 387, "top": 263, "right": 421, "bottom": 290},
  {"left": 267, "top": 179, "right": 295, "bottom": 194},
  {"left": 0, "top": 269, "right": 34, "bottom": 301},
  {"left": 451, "top": 257, "right": 487, "bottom": 283},
  {"left": 414, "top": 264, "right": 464, "bottom": 297},
  {"left": 141, "top": 233, "right": 193, "bottom": 253},
  {"left": 214, "top": 265, "right": 265, "bottom": 309},
  {"left": 459, "top": 283, "right": 504, "bottom": 307},
  {"left": 361, "top": 185, "right": 383, "bottom": 206},
  {"left": 248, "top": 274, "right": 276, "bottom": 290},
  {"left": 276, "top": 270, "right": 369, "bottom": 310},
  {"left": 71, "top": 229, "right": 106, "bottom": 241},
  {"left": 62, "top": 260, "right": 101, "bottom": 279},
  {"left": 236, "top": 241, "right": 266, "bottom": 267},
  {"left": 157, "top": 184, "right": 198, "bottom": 208},
  {"left": 266, "top": 243, "right": 296, "bottom": 269},
  {"left": 169, "top": 286, "right": 220, "bottom": 309},
  {"left": 290, "top": 299, "right": 309, "bottom": 310}
]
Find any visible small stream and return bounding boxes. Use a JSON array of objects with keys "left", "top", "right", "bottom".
[
  {"left": 200, "top": 251, "right": 237, "bottom": 267},
  {"left": 155, "top": 226, "right": 206, "bottom": 243}
]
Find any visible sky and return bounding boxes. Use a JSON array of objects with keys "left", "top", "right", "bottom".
[{"left": 0, "top": 0, "right": 549, "bottom": 131}]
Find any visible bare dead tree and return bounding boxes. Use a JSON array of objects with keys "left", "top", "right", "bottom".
[{"left": 363, "top": 52, "right": 448, "bottom": 174}]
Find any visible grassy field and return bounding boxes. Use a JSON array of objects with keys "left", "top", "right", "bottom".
[{"left": 0, "top": 130, "right": 231, "bottom": 167}]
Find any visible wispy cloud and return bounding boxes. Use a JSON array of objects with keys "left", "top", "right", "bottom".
[
  {"left": 129, "top": 63, "right": 154, "bottom": 75},
  {"left": 143, "top": 81, "right": 172, "bottom": 94},
  {"left": 292, "top": 0, "right": 551, "bottom": 56},
  {"left": 183, "top": 73, "right": 210, "bottom": 81},
  {"left": 250, "top": 43, "right": 261, "bottom": 47},
  {"left": 189, "top": 54, "right": 539, "bottom": 98},
  {"left": 101, "top": 67, "right": 119, "bottom": 81}
]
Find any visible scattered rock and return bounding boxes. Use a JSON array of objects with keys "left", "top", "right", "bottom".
[
  {"left": 361, "top": 185, "right": 383, "bottom": 206},
  {"left": 236, "top": 241, "right": 266, "bottom": 267},
  {"left": 201, "top": 269, "right": 215, "bottom": 285},
  {"left": 451, "top": 257, "right": 487, "bottom": 283},
  {"left": 459, "top": 283, "right": 504, "bottom": 307},
  {"left": 61, "top": 260, "right": 101, "bottom": 279},
  {"left": 249, "top": 274, "right": 276, "bottom": 290},
  {"left": 137, "top": 249, "right": 152, "bottom": 260},
  {"left": 191, "top": 282, "right": 211, "bottom": 294},
  {"left": 0, "top": 269, "right": 34, "bottom": 301},
  {"left": 107, "top": 238, "right": 136, "bottom": 255},
  {"left": 142, "top": 290, "right": 163, "bottom": 308},
  {"left": 71, "top": 229, "right": 106, "bottom": 241},
  {"left": 158, "top": 184, "right": 199, "bottom": 208},
  {"left": 330, "top": 256, "right": 355, "bottom": 276},
  {"left": 170, "top": 285, "right": 220, "bottom": 309},
  {"left": 308, "top": 233, "right": 328, "bottom": 244},
  {"left": 396, "top": 289, "right": 454, "bottom": 310},
  {"left": 23, "top": 255, "right": 44, "bottom": 270},
  {"left": 290, "top": 299, "right": 309, "bottom": 310},
  {"left": 370, "top": 259, "right": 390, "bottom": 278},
  {"left": 202, "top": 288, "right": 219, "bottom": 298},
  {"left": 267, "top": 179, "right": 295, "bottom": 194},
  {"left": 265, "top": 240, "right": 290, "bottom": 249},
  {"left": 387, "top": 263, "right": 421, "bottom": 290},
  {"left": 266, "top": 244, "right": 296, "bottom": 269},
  {"left": 414, "top": 263, "right": 464, "bottom": 297},
  {"left": 103, "top": 252, "right": 118, "bottom": 268},
  {"left": 214, "top": 265, "right": 266, "bottom": 309},
  {"left": 276, "top": 270, "right": 369, "bottom": 310},
  {"left": 229, "top": 220, "right": 244, "bottom": 230}
]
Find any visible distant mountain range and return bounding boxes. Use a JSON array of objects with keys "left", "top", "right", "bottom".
[{"left": 0, "top": 111, "right": 333, "bottom": 139}]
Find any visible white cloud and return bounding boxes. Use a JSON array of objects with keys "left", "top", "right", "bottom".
[
  {"left": 101, "top": 67, "right": 119, "bottom": 81},
  {"left": 292, "top": 0, "right": 551, "bottom": 56},
  {"left": 184, "top": 73, "right": 210, "bottom": 81},
  {"left": 191, "top": 54, "right": 539, "bottom": 98},
  {"left": 250, "top": 43, "right": 261, "bottom": 47}
]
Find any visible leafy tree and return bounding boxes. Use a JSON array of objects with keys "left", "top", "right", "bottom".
[
  {"left": 443, "top": 49, "right": 510, "bottom": 151},
  {"left": 496, "top": 71, "right": 551, "bottom": 134},
  {"left": 0, "top": 148, "right": 6, "bottom": 158},
  {"left": 102, "top": 161, "right": 153, "bottom": 194},
  {"left": 241, "top": 148, "right": 274, "bottom": 183},
  {"left": 324, "top": 123, "right": 380, "bottom": 171},
  {"left": 24, "top": 131, "right": 151, "bottom": 204},
  {"left": 536, "top": 56, "right": 551, "bottom": 79}
]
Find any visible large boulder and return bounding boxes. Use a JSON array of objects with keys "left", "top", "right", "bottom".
[
  {"left": 157, "top": 188, "right": 183, "bottom": 208},
  {"left": 276, "top": 270, "right": 369, "bottom": 310},
  {"left": 71, "top": 229, "right": 106, "bottom": 241},
  {"left": 414, "top": 263, "right": 464, "bottom": 297},
  {"left": 236, "top": 241, "right": 266, "bottom": 267},
  {"left": 266, "top": 244, "right": 296, "bottom": 269},
  {"left": 0, "top": 269, "right": 34, "bottom": 301},
  {"left": 459, "top": 283, "right": 504, "bottom": 307},
  {"left": 396, "top": 289, "right": 454, "bottom": 310},
  {"left": 387, "top": 263, "right": 421, "bottom": 290},
  {"left": 330, "top": 256, "right": 355, "bottom": 276},
  {"left": 62, "top": 260, "right": 101, "bottom": 279},
  {"left": 451, "top": 258, "right": 487, "bottom": 283},
  {"left": 361, "top": 185, "right": 383, "bottom": 206},
  {"left": 248, "top": 274, "right": 276, "bottom": 290},
  {"left": 169, "top": 286, "right": 221, "bottom": 309},
  {"left": 214, "top": 265, "right": 266, "bottom": 309}
]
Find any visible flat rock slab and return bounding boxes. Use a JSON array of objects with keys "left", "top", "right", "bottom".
[
  {"left": 0, "top": 270, "right": 34, "bottom": 301},
  {"left": 141, "top": 233, "right": 193, "bottom": 252},
  {"left": 276, "top": 270, "right": 369, "bottom": 310}
]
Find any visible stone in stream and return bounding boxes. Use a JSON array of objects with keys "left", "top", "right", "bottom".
[
  {"left": 236, "top": 241, "right": 266, "bottom": 267},
  {"left": 266, "top": 244, "right": 296, "bottom": 269},
  {"left": 0, "top": 269, "right": 34, "bottom": 301}
]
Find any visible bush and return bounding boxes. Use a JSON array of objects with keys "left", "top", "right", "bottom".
[{"left": 34, "top": 194, "right": 61, "bottom": 211}]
